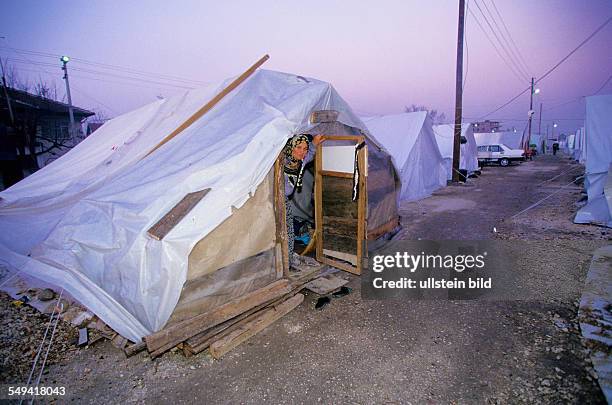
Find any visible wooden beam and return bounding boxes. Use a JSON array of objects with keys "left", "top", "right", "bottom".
[
  {"left": 209, "top": 293, "right": 304, "bottom": 359},
  {"left": 320, "top": 170, "right": 353, "bottom": 179},
  {"left": 143, "top": 55, "right": 270, "bottom": 159},
  {"left": 145, "top": 278, "right": 291, "bottom": 357},
  {"left": 315, "top": 143, "right": 324, "bottom": 263},
  {"left": 147, "top": 188, "right": 210, "bottom": 240}
]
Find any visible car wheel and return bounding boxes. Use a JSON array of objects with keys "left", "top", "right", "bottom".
[{"left": 500, "top": 158, "right": 510, "bottom": 167}]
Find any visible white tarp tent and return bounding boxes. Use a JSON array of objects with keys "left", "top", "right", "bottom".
[
  {"left": 575, "top": 94, "right": 612, "bottom": 228},
  {"left": 0, "top": 69, "right": 372, "bottom": 341},
  {"left": 572, "top": 127, "right": 587, "bottom": 163},
  {"left": 474, "top": 131, "right": 523, "bottom": 149},
  {"left": 433, "top": 123, "right": 479, "bottom": 180},
  {"left": 362, "top": 112, "right": 446, "bottom": 201}
]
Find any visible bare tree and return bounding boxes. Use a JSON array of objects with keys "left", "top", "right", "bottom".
[{"left": 404, "top": 104, "right": 447, "bottom": 124}]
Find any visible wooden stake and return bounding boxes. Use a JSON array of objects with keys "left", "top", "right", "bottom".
[{"left": 143, "top": 55, "right": 270, "bottom": 159}]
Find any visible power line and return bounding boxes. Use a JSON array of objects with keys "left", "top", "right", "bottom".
[
  {"left": 1, "top": 45, "right": 210, "bottom": 86},
  {"left": 594, "top": 73, "right": 612, "bottom": 94},
  {"left": 479, "top": 0, "right": 531, "bottom": 80},
  {"left": 477, "top": 15, "right": 612, "bottom": 120},
  {"left": 471, "top": 0, "right": 530, "bottom": 82},
  {"left": 489, "top": 0, "right": 532, "bottom": 76},
  {"left": 467, "top": 2, "right": 527, "bottom": 84},
  {"left": 535, "top": 15, "right": 612, "bottom": 86}
]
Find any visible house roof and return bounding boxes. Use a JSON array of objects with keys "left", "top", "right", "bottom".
[{"left": 2, "top": 87, "right": 94, "bottom": 118}]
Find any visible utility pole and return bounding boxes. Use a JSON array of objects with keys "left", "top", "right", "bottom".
[
  {"left": 527, "top": 77, "right": 534, "bottom": 152},
  {"left": 60, "top": 56, "right": 76, "bottom": 136},
  {"left": 538, "top": 102, "right": 542, "bottom": 138},
  {"left": 0, "top": 57, "right": 15, "bottom": 124},
  {"left": 452, "top": 0, "right": 466, "bottom": 183}
]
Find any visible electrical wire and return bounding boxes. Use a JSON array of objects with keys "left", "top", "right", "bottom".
[
  {"left": 480, "top": 0, "right": 531, "bottom": 80},
  {"left": 471, "top": 0, "right": 530, "bottom": 82},
  {"left": 489, "top": 0, "right": 533, "bottom": 76},
  {"left": 477, "top": 15, "right": 611, "bottom": 120}
]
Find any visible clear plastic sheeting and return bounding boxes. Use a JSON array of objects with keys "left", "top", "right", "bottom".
[
  {"left": 575, "top": 94, "right": 612, "bottom": 228},
  {"left": 362, "top": 112, "right": 447, "bottom": 201},
  {"left": 433, "top": 123, "right": 479, "bottom": 180},
  {"left": 0, "top": 69, "right": 370, "bottom": 342}
]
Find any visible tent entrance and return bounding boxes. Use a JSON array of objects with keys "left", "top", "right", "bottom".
[{"left": 314, "top": 135, "right": 367, "bottom": 275}]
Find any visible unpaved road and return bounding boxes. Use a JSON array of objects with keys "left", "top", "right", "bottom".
[{"left": 3, "top": 154, "right": 609, "bottom": 404}]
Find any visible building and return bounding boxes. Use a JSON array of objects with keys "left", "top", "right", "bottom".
[
  {"left": 472, "top": 120, "right": 501, "bottom": 133},
  {"left": 0, "top": 86, "right": 94, "bottom": 187}
]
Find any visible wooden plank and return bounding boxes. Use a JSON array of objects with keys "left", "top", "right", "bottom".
[
  {"left": 356, "top": 147, "right": 366, "bottom": 275},
  {"left": 274, "top": 155, "right": 289, "bottom": 275},
  {"left": 310, "top": 110, "right": 339, "bottom": 123},
  {"left": 315, "top": 143, "right": 324, "bottom": 263},
  {"left": 209, "top": 293, "right": 304, "bottom": 359},
  {"left": 145, "top": 279, "right": 291, "bottom": 357},
  {"left": 321, "top": 256, "right": 360, "bottom": 275},
  {"left": 320, "top": 170, "right": 353, "bottom": 179},
  {"left": 304, "top": 275, "right": 348, "bottom": 295},
  {"left": 143, "top": 55, "right": 269, "bottom": 159},
  {"left": 147, "top": 189, "right": 211, "bottom": 241},
  {"left": 322, "top": 249, "right": 358, "bottom": 266},
  {"left": 124, "top": 341, "right": 147, "bottom": 357}
]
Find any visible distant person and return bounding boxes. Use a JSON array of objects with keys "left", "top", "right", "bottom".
[{"left": 552, "top": 142, "right": 559, "bottom": 155}]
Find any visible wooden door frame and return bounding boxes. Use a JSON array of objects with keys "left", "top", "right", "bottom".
[{"left": 314, "top": 135, "right": 367, "bottom": 275}]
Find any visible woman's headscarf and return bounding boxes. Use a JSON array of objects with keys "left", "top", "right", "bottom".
[{"left": 283, "top": 134, "right": 310, "bottom": 193}]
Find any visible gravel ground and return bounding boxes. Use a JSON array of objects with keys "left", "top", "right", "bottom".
[{"left": 0, "top": 153, "right": 609, "bottom": 403}]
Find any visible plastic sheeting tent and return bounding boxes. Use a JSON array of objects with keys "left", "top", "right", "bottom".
[
  {"left": 0, "top": 69, "right": 400, "bottom": 342},
  {"left": 362, "top": 112, "right": 447, "bottom": 201},
  {"left": 474, "top": 131, "right": 523, "bottom": 149},
  {"left": 575, "top": 94, "right": 612, "bottom": 228},
  {"left": 432, "top": 123, "right": 479, "bottom": 180}
]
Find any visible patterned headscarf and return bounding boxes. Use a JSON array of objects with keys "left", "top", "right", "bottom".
[{"left": 283, "top": 134, "right": 310, "bottom": 193}]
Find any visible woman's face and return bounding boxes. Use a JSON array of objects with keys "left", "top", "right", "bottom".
[{"left": 291, "top": 141, "right": 309, "bottom": 161}]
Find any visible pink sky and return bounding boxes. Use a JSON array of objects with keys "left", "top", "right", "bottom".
[{"left": 2, "top": 0, "right": 611, "bottom": 135}]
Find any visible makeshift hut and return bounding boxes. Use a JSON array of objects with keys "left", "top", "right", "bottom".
[
  {"left": 0, "top": 62, "right": 401, "bottom": 355},
  {"left": 474, "top": 131, "right": 523, "bottom": 149},
  {"left": 575, "top": 94, "right": 611, "bottom": 228},
  {"left": 432, "top": 123, "right": 479, "bottom": 180},
  {"left": 362, "top": 112, "right": 447, "bottom": 201}
]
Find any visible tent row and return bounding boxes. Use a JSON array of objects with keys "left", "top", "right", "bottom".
[{"left": 574, "top": 94, "right": 612, "bottom": 228}]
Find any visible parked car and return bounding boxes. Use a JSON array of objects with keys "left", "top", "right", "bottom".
[{"left": 477, "top": 144, "right": 525, "bottom": 166}]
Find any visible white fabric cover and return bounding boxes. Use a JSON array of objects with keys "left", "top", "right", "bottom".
[
  {"left": 474, "top": 131, "right": 523, "bottom": 149},
  {"left": 433, "top": 123, "right": 479, "bottom": 180},
  {"left": 362, "top": 112, "right": 446, "bottom": 200},
  {"left": 575, "top": 94, "right": 612, "bottom": 228},
  {"left": 0, "top": 69, "right": 368, "bottom": 341}
]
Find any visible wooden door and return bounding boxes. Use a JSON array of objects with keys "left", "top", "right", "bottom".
[{"left": 314, "top": 135, "right": 367, "bottom": 275}]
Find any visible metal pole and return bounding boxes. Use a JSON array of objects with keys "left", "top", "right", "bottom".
[
  {"left": 61, "top": 57, "right": 76, "bottom": 136},
  {"left": 452, "top": 0, "right": 466, "bottom": 183},
  {"left": 0, "top": 57, "right": 15, "bottom": 124}
]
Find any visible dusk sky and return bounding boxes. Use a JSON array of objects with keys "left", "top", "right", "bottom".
[{"left": 2, "top": 0, "right": 611, "bottom": 135}]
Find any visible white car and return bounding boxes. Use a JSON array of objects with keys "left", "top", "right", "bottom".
[{"left": 477, "top": 144, "right": 525, "bottom": 167}]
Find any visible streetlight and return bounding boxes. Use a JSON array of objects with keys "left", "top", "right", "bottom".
[{"left": 60, "top": 55, "right": 75, "bottom": 136}]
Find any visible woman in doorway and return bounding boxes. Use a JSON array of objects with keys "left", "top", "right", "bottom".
[{"left": 283, "top": 134, "right": 324, "bottom": 270}]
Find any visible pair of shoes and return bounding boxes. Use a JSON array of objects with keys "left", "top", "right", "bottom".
[{"left": 332, "top": 286, "right": 352, "bottom": 298}]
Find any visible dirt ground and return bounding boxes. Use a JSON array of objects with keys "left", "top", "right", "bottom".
[{"left": 1, "top": 153, "right": 609, "bottom": 403}]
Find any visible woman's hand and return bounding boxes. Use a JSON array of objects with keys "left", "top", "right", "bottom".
[{"left": 312, "top": 134, "right": 325, "bottom": 146}]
